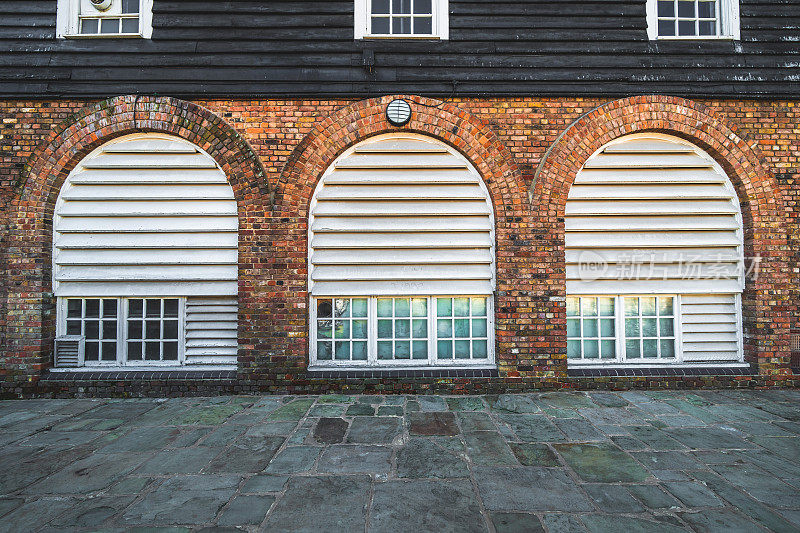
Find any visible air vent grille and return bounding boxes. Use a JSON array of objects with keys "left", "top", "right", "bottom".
[
  {"left": 791, "top": 333, "right": 800, "bottom": 353},
  {"left": 54, "top": 335, "right": 84, "bottom": 367}
]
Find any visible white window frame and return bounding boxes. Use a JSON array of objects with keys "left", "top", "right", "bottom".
[
  {"left": 309, "top": 295, "right": 494, "bottom": 368},
  {"left": 56, "top": 0, "right": 154, "bottom": 39},
  {"left": 354, "top": 0, "right": 449, "bottom": 39},
  {"left": 56, "top": 297, "right": 186, "bottom": 367},
  {"left": 566, "top": 294, "right": 684, "bottom": 365},
  {"left": 646, "top": 0, "right": 740, "bottom": 40}
]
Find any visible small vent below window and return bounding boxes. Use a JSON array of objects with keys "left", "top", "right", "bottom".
[
  {"left": 54, "top": 335, "right": 84, "bottom": 367},
  {"left": 791, "top": 333, "right": 800, "bottom": 353}
]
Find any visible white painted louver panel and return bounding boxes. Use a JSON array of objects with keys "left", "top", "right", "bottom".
[
  {"left": 184, "top": 297, "right": 238, "bottom": 365},
  {"left": 309, "top": 135, "right": 494, "bottom": 296},
  {"left": 566, "top": 134, "right": 744, "bottom": 363},
  {"left": 54, "top": 134, "right": 238, "bottom": 301}
]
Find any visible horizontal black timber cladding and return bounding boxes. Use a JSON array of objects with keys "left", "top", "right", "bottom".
[{"left": 0, "top": 0, "right": 799, "bottom": 98}]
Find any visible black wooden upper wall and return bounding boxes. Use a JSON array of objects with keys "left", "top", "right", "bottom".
[{"left": 1, "top": 0, "right": 798, "bottom": 98}]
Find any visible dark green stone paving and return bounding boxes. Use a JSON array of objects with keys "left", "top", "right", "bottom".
[{"left": 1, "top": 390, "right": 799, "bottom": 531}]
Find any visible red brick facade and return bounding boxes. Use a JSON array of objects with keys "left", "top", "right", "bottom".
[{"left": 1, "top": 94, "right": 798, "bottom": 396}]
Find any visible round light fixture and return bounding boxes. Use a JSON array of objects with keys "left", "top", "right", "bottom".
[
  {"left": 386, "top": 99, "right": 412, "bottom": 127},
  {"left": 90, "top": 0, "right": 113, "bottom": 11}
]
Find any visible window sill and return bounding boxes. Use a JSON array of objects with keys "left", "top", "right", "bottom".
[
  {"left": 360, "top": 35, "right": 442, "bottom": 40},
  {"left": 652, "top": 35, "right": 737, "bottom": 41},
  {"left": 61, "top": 33, "right": 146, "bottom": 39}
]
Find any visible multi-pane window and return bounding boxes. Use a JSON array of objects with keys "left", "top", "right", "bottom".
[
  {"left": 312, "top": 296, "right": 491, "bottom": 366},
  {"left": 624, "top": 296, "right": 675, "bottom": 360},
  {"left": 126, "top": 299, "right": 180, "bottom": 362},
  {"left": 371, "top": 0, "right": 433, "bottom": 35},
  {"left": 648, "top": 0, "right": 738, "bottom": 39},
  {"left": 57, "top": 0, "right": 153, "bottom": 38},
  {"left": 567, "top": 295, "right": 677, "bottom": 363},
  {"left": 436, "top": 297, "right": 488, "bottom": 361},
  {"left": 65, "top": 298, "right": 118, "bottom": 363}
]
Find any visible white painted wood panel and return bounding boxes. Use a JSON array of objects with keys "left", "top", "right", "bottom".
[
  {"left": 566, "top": 134, "right": 744, "bottom": 363},
  {"left": 54, "top": 134, "right": 239, "bottom": 368},
  {"left": 309, "top": 134, "right": 494, "bottom": 297}
]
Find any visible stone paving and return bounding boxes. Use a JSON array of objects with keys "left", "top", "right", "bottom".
[{"left": 1, "top": 390, "right": 800, "bottom": 532}]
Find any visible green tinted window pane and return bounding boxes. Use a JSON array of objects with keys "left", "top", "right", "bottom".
[
  {"left": 567, "top": 318, "right": 580, "bottom": 337},
  {"left": 601, "top": 339, "right": 615, "bottom": 359},
  {"left": 599, "top": 297, "right": 615, "bottom": 316},
  {"left": 412, "top": 319, "right": 427, "bottom": 338},
  {"left": 352, "top": 341, "right": 368, "bottom": 360},
  {"left": 437, "top": 340, "right": 452, "bottom": 359},
  {"left": 335, "top": 341, "right": 350, "bottom": 360},
  {"left": 352, "top": 319, "right": 368, "bottom": 339},
  {"left": 352, "top": 298, "right": 368, "bottom": 317},
  {"left": 566, "top": 297, "right": 579, "bottom": 317},
  {"left": 454, "top": 340, "right": 470, "bottom": 359},
  {"left": 317, "top": 299, "right": 332, "bottom": 318},
  {"left": 600, "top": 318, "right": 615, "bottom": 337},
  {"left": 454, "top": 298, "right": 470, "bottom": 317},
  {"left": 395, "top": 341, "right": 411, "bottom": 359},
  {"left": 334, "top": 299, "right": 350, "bottom": 318},
  {"left": 377, "top": 341, "right": 393, "bottom": 360},
  {"left": 659, "top": 297, "right": 674, "bottom": 316},
  {"left": 473, "top": 340, "right": 488, "bottom": 359},
  {"left": 412, "top": 298, "right": 427, "bottom": 317},
  {"left": 660, "top": 339, "right": 675, "bottom": 358},
  {"left": 567, "top": 339, "right": 581, "bottom": 359},
  {"left": 626, "top": 339, "right": 641, "bottom": 358},
  {"left": 471, "top": 297, "right": 487, "bottom": 316},
  {"left": 412, "top": 340, "right": 427, "bottom": 359},
  {"left": 581, "top": 297, "right": 598, "bottom": 317},
  {"left": 643, "top": 339, "right": 658, "bottom": 358},
  {"left": 437, "top": 319, "right": 452, "bottom": 338},
  {"left": 641, "top": 297, "right": 657, "bottom": 316},
  {"left": 659, "top": 318, "right": 674, "bottom": 337},
  {"left": 583, "top": 340, "right": 599, "bottom": 359},
  {"left": 472, "top": 318, "right": 487, "bottom": 337},
  {"left": 582, "top": 319, "right": 598, "bottom": 337},
  {"left": 317, "top": 341, "right": 332, "bottom": 360},
  {"left": 334, "top": 320, "right": 350, "bottom": 339},
  {"left": 642, "top": 318, "right": 658, "bottom": 337},
  {"left": 624, "top": 298, "right": 639, "bottom": 316},
  {"left": 396, "top": 319, "right": 411, "bottom": 338},
  {"left": 625, "top": 318, "right": 640, "bottom": 337},
  {"left": 317, "top": 320, "right": 332, "bottom": 339},
  {"left": 454, "top": 319, "right": 470, "bottom": 337},
  {"left": 395, "top": 298, "right": 410, "bottom": 317},
  {"left": 377, "top": 298, "right": 393, "bottom": 317},
  {"left": 378, "top": 320, "right": 393, "bottom": 339},
  {"left": 436, "top": 298, "right": 452, "bottom": 317}
]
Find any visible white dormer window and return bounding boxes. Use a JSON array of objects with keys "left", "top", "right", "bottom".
[
  {"left": 354, "top": 0, "right": 449, "bottom": 39},
  {"left": 647, "top": 0, "right": 740, "bottom": 39},
  {"left": 57, "top": 0, "right": 153, "bottom": 38}
]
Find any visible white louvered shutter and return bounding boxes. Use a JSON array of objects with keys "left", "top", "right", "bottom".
[
  {"left": 309, "top": 135, "right": 494, "bottom": 296},
  {"left": 565, "top": 134, "right": 744, "bottom": 361},
  {"left": 54, "top": 134, "right": 238, "bottom": 366}
]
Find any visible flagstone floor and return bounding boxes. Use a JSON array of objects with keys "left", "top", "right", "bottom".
[{"left": 1, "top": 389, "right": 799, "bottom": 532}]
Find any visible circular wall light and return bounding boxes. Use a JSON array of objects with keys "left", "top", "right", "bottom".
[{"left": 386, "top": 99, "right": 412, "bottom": 127}]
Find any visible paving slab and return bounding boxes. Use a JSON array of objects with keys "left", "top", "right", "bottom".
[
  {"left": 474, "top": 466, "right": 594, "bottom": 512},
  {"left": 396, "top": 438, "right": 469, "bottom": 478},
  {"left": 317, "top": 445, "right": 393, "bottom": 474},
  {"left": 554, "top": 442, "right": 649, "bottom": 483}
]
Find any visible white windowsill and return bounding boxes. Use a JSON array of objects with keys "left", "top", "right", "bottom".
[
  {"left": 653, "top": 35, "right": 737, "bottom": 40},
  {"left": 63, "top": 33, "right": 145, "bottom": 39},
  {"left": 49, "top": 365, "right": 237, "bottom": 372},
  {"left": 569, "top": 362, "right": 749, "bottom": 369},
  {"left": 307, "top": 365, "right": 496, "bottom": 371}
]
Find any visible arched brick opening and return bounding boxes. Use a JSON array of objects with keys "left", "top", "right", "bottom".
[
  {"left": 532, "top": 95, "right": 791, "bottom": 375},
  {"left": 4, "top": 95, "right": 269, "bottom": 384},
  {"left": 275, "top": 94, "right": 530, "bottom": 376}
]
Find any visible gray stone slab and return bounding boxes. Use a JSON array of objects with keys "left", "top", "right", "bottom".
[
  {"left": 498, "top": 414, "right": 566, "bottom": 442},
  {"left": 347, "top": 417, "right": 402, "bottom": 444},
  {"left": 627, "top": 484, "right": 681, "bottom": 509},
  {"left": 711, "top": 463, "right": 800, "bottom": 507},
  {"left": 474, "top": 466, "right": 593, "bottom": 512},
  {"left": 44, "top": 495, "right": 135, "bottom": 531},
  {"left": 678, "top": 509, "right": 769, "bottom": 533},
  {"left": 0, "top": 498, "right": 75, "bottom": 531},
  {"left": 631, "top": 450, "right": 704, "bottom": 471},
  {"left": 121, "top": 475, "right": 240, "bottom": 525},
  {"left": 261, "top": 475, "right": 370, "bottom": 533},
  {"left": 626, "top": 426, "right": 686, "bottom": 450},
  {"left": 264, "top": 445, "right": 321, "bottom": 473},
  {"left": 446, "top": 397, "right": 486, "bottom": 411},
  {"left": 747, "top": 435, "right": 800, "bottom": 460},
  {"left": 396, "top": 438, "right": 470, "bottom": 478},
  {"left": 539, "top": 393, "right": 596, "bottom": 409},
  {"left": 417, "top": 396, "right": 448, "bottom": 412},
  {"left": 662, "top": 481, "right": 723, "bottom": 507},
  {"left": 588, "top": 393, "right": 629, "bottom": 408},
  {"left": 308, "top": 404, "right": 347, "bottom": 417},
  {"left": 370, "top": 479, "right": 486, "bottom": 533},
  {"left": 241, "top": 474, "right": 288, "bottom": 493},
  {"left": 266, "top": 399, "right": 314, "bottom": 421},
  {"left": 409, "top": 411, "right": 459, "bottom": 436},
  {"left": 318, "top": 445, "right": 392, "bottom": 474},
  {"left": 97, "top": 426, "right": 181, "bottom": 453},
  {"left": 217, "top": 494, "right": 275, "bottom": 526},
  {"left": 581, "top": 515, "right": 686, "bottom": 533},
  {"left": 553, "top": 418, "right": 606, "bottom": 441},
  {"left": 490, "top": 395, "right": 541, "bottom": 414},
  {"left": 345, "top": 403, "right": 376, "bottom": 416},
  {"left": 491, "top": 512, "right": 545, "bottom": 533},
  {"left": 25, "top": 452, "right": 148, "bottom": 494},
  {"left": 541, "top": 513, "right": 588, "bottom": 533},
  {"left": 244, "top": 421, "right": 298, "bottom": 437},
  {"left": 554, "top": 443, "right": 649, "bottom": 483},
  {"left": 137, "top": 446, "right": 221, "bottom": 474},
  {"left": 508, "top": 442, "right": 559, "bottom": 467},
  {"left": 313, "top": 417, "right": 349, "bottom": 444},
  {"left": 457, "top": 411, "right": 496, "bottom": 432},
  {"left": 206, "top": 438, "right": 283, "bottom": 473},
  {"left": 579, "top": 408, "right": 647, "bottom": 426},
  {"left": 583, "top": 484, "right": 644, "bottom": 513},
  {"left": 200, "top": 424, "right": 248, "bottom": 447},
  {"left": 464, "top": 431, "right": 517, "bottom": 466}
]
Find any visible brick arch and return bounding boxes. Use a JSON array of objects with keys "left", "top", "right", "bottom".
[
  {"left": 276, "top": 94, "right": 528, "bottom": 375},
  {"left": 532, "top": 94, "right": 791, "bottom": 374},
  {"left": 4, "top": 95, "right": 269, "bottom": 383}
]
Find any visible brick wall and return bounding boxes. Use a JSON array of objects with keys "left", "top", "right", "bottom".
[{"left": 1, "top": 94, "right": 797, "bottom": 397}]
